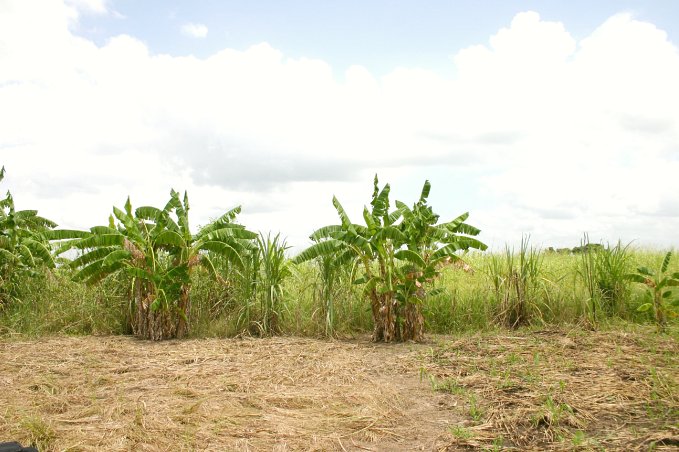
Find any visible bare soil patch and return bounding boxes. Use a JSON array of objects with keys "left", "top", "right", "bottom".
[{"left": 0, "top": 327, "right": 677, "bottom": 451}]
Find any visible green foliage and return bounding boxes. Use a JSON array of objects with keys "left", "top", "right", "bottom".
[
  {"left": 206, "top": 231, "right": 294, "bottom": 337},
  {"left": 294, "top": 176, "right": 486, "bottom": 342},
  {"left": 531, "top": 395, "right": 575, "bottom": 429},
  {"left": 577, "top": 235, "right": 632, "bottom": 320},
  {"left": 1, "top": 168, "right": 678, "bottom": 340},
  {"left": 0, "top": 268, "right": 128, "bottom": 336},
  {"left": 232, "top": 244, "right": 261, "bottom": 334},
  {"left": 317, "top": 251, "right": 358, "bottom": 336},
  {"left": 1, "top": 241, "right": 677, "bottom": 339},
  {"left": 282, "top": 259, "right": 367, "bottom": 338},
  {"left": 487, "top": 236, "right": 545, "bottom": 328},
  {"left": 627, "top": 251, "right": 679, "bottom": 329},
  {"left": 295, "top": 176, "right": 402, "bottom": 341},
  {"left": 256, "top": 232, "right": 291, "bottom": 335},
  {"left": 0, "top": 166, "right": 58, "bottom": 305},
  {"left": 53, "top": 190, "right": 256, "bottom": 340},
  {"left": 449, "top": 425, "right": 474, "bottom": 440}
]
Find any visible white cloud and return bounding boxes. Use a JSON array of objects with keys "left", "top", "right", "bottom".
[
  {"left": 1, "top": 1, "right": 679, "bottom": 250},
  {"left": 181, "top": 22, "right": 208, "bottom": 38},
  {"left": 65, "top": 0, "right": 108, "bottom": 14}
]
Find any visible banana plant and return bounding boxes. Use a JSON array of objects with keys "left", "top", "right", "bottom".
[
  {"left": 149, "top": 190, "right": 258, "bottom": 337},
  {"left": 0, "top": 167, "right": 58, "bottom": 303},
  {"left": 627, "top": 251, "right": 679, "bottom": 329},
  {"left": 393, "top": 180, "right": 487, "bottom": 340},
  {"left": 294, "top": 176, "right": 486, "bottom": 342},
  {"left": 53, "top": 190, "right": 256, "bottom": 340},
  {"left": 294, "top": 175, "right": 406, "bottom": 342},
  {"left": 51, "top": 196, "right": 175, "bottom": 339}
]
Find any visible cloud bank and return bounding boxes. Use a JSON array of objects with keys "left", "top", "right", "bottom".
[{"left": 1, "top": 2, "right": 678, "bottom": 249}]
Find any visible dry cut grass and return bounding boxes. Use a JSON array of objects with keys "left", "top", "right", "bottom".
[
  {"left": 0, "top": 326, "right": 677, "bottom": 451},
  {"left": 421, "top": 327, "right": 679, "bottom": 450},
  {"left": 0, "top": 335, "right": 453, "bottom": 451}
]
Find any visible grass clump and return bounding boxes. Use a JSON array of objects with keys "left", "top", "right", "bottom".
[{"left": 0, "top": 269, "right": 127, "bottom": 337}]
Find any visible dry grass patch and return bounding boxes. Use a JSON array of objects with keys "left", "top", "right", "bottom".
[
  {"left": 421, "top": 326, "right": 679, "bottom": 450},
  {"left": 0, "top": 327, "right": 677, "bottom": 451},
  {"left": 0, "top": 336, "right": 453, "bottom": 451}
]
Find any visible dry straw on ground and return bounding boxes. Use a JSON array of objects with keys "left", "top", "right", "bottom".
[
  {"left": 421, "top": 327, "right": 679, "bottom": 450},
  {"left": 0, "top": 335, "right": 452, "bottom": 451},
  {"left": 0, "top": 326, "right": 677, "bottom": 451}
]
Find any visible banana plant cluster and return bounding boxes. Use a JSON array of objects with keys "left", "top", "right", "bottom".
[
  {"left": 627, "top": 251, "right": 679, "bottom": 330},
  {"left": 52, "top": 190, "right": 256, "bottom": 340},
  {"left": 294, "top": 176, "right": 487, "bottom": 342},
  {"left": 0, "top": 167, "right": 57, "bottom": 303}
]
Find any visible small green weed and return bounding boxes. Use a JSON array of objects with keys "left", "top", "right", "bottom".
[
  {"left": 21, "top": 415, "right": 55, "bottom": 451},
  {"left": 468, "top": 393, "right": 484, "bottom": 422},
  {"left": 571, "top": 430, "right": 587, "bottom": 446},
  {"left": 531, "top": 395, "right": 575, "bottom": 428},
  {"left": 506, "top": 352, "right": 520, "bottom": 365},
  {"left": 449, "top": 425, "right": 474, "bottom": 440}
]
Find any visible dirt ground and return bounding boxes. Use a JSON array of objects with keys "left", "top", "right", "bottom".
[{"left": 0, "top": 327, "right": 677, "bottom": 451}]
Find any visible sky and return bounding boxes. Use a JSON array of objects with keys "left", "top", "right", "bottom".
[{"left": 1, "top": 0, "right": 679, "bottom": 252}]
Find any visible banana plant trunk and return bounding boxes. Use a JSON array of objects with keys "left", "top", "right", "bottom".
[
  {"left": 654, "top": 292, "right": 666, "bottom": 328},
  {"left": 402, "top": 287, "right": 425, "bottom": 342},
  {"left": 176, "top": 285, "right": 191, "bottom": 339},
  {"left": 370, "top": 289, "right": 399, "bottom": 342},
  {"left": 131, "top": 280, "right": 177, "bottom": 341}
]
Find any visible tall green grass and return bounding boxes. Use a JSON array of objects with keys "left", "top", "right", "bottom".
[
  {"left": 419, "top": 245, "right": 675, "bottom": 334},
  {"left": 281, "top": 260, "right": 370, "bottom": 337},
  {"left": 492, "top": 236, "right": 545, "bottom": 327},
  {"left": 576, "top": 235, "right": 634, "bottom": 321},
  {"left": 0, "top": 269, "right": 128, "bottom": 337},
  {"left": 1, "top": 245, "right": 676, "bottom": 338},
  {"left": 257, "top": 232, "right": 290, "bottom": 335}
]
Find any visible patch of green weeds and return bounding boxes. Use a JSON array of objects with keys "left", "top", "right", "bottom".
[
  {"left": 468, "top": 393, "right": 484, "bottom": 422},
  {"left": 21, "top": 415, "right": 55, "bottom": 451},
  {"left": 482, "top": 436, "right": 504, "bottom": 452},
  {"left": 571, "top": 429, "right": 587, "bottom": 447},
  {"left": 506, "top": 352, "right": 520, "bottom": 365},
  {"left": 531, "top": 395, "right": 575, "bottom": 428},
  {"left": 449, "top": 425, "right": 474, "bottom": 440},
  {"left": 437, "top": 378, "right": 466, "bottom": 395},
  {"left": 419, "top": 367, "right": 467, "bottom": 395},
  {"left": 519, "top": 369, "right": 539, "bottom": 384},
  {"left": 533, "top": 351, "right": 541, "bottom": 366}
]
